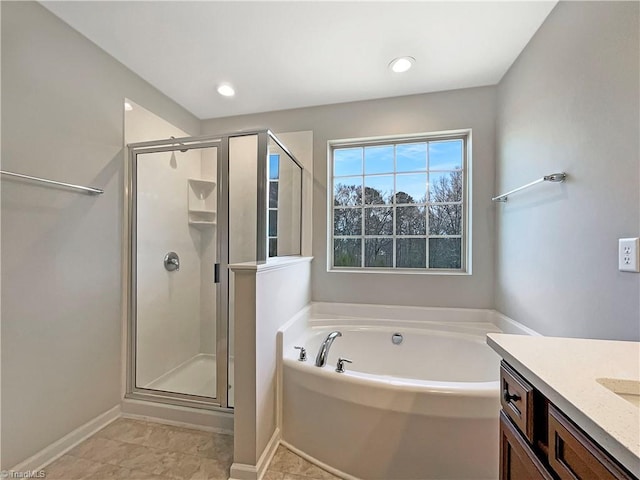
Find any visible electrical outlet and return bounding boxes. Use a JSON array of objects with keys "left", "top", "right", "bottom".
[{"left": 618, "top": 238, "right": 639, "bottom": 272}]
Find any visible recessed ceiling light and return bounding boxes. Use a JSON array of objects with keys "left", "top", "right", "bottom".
[
  {"left": 389, "top": 56, "right": 415, "bottom": 73},
  {"left": 124, "top": 101, "right": 133, "bottom": 111},
  {"left": 217, "top": 84, "right": 235, "bottom": 97}
]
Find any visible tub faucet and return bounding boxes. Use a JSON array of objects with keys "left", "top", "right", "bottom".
[{"left": 315, "top": 331, "right": 342, "bottom": 367}]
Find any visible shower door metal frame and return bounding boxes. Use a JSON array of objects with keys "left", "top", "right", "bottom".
[
  {"left": 126, "top": 134, "right": 230, "bottom": 411},
  {"left": 125, "top": 129, "right": 301, "bottom": 411}
]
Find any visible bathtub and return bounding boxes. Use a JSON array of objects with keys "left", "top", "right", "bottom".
[{"left": 279, "top": 303, "right": 511, "bottom": 480}]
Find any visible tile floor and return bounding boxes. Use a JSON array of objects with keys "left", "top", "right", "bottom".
[{"left": 44, "top": 418, "right": 340, "bottom": 480}]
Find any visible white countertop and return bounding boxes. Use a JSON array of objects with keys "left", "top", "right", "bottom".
[{"left": 487, "top": 333, "right": 640, "bottom": 476}]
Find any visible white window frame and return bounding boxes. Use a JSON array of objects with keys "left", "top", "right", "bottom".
[{"left": 327, "top": 130, "right": 471, "bottom": 274}]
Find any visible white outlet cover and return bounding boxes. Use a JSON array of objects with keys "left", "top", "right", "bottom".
[{"left": 618, "top": 238, "right": 639, "bottom": 272}]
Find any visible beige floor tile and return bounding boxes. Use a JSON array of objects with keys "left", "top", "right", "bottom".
[
  {"left": 46, "top": 419, "right": 343, "bottom": 480},
  {"left": 268, "top": 446, "right": 339, "bottom": 480},
  {"left": 106, "top": 420, "right": 232, "bottom": 464},
  {"left": 186, "top": 456, "right": 231, "bottom": 480},
  {"left": 90, "top": 463, "right": 149, "bottom": 480},
  {"left": 198, "top": 432, "right": 234, "bottom": 462},
  {"left": 282, "top": 474, "right": 311, "bottom": 480},
  {"left": 45, "top": 455, "right": 174, "bottom": 480},
  {"left": 127, "top": 469, "right": 174, "bottom": 480},
  {"left": 68, "top": 437, "right": 138, "bottom": 466},
  {"left": 154, "top": 451, "right": 202, "bottom": 480},
  {"left": 117, "top": 445, "right": 177, "bottom": 475},
  {"left": 263, "top": 471, "right": 285, "bottom": 480},
  {"left": 143, "top": 424, "right": 215, "bottom": 459},
  {"left": 96, "top": 418, "right": 155, "bottom": 445},
  {"left": 269, "top": 446, "right": 305, "bottom": 473},
  {"left": 44, "top": 455, "right": 110, "bottom": 480},
  {"left": 298, "top": 461, "right": 341, "bottom": 480}
]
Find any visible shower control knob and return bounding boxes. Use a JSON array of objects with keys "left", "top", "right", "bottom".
[
  {"left": 294, "top": 346, "right": 307, "bottom": 362},
  {"left": 336, "top": 357, "right": 352, "bottom": 373},
  {"left": 164, "top": 252, "right": 180, "bottom": 272}
]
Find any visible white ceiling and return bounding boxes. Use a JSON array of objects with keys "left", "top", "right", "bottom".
[{"left": 42, "top": 1, "right": 557, "bottom": 120}]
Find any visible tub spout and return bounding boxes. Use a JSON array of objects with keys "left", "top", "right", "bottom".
[{"left": 315, "top": 331, "right": 342, "bottom": 367}]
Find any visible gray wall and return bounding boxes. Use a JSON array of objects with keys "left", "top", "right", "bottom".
[
  {"left": 203, "top": 87, "right": 497, "bottom": 309},
  {"left": 1, "top": 2, "right": 199, "bottom": 467},
  {"left": 495, "top": 1, "right": 640, "bottom": 340}
]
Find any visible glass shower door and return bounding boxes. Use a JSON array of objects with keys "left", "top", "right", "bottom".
[{"left": 129, "top": 138, "right": 227, "bottom": 407}]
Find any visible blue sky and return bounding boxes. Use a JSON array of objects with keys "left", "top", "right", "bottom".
[
  {"left": 269, "top": 153, "right": 279, "bottom": 179},
  {"left": 334, "top": 148, "right": 362, "bottom": 176},
  {"left": 428, "top": 140, "right": 462, "bottom": 170},
  {"left": 396, "top": 143, "right": 427, "bottom": 172},
  {"left": 334, "top": 139, "right": 462, "bottom": 178}
]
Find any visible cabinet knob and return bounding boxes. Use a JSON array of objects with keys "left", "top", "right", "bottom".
[{"left": 503, "top": 388, "right": 521, "bottom": 403}]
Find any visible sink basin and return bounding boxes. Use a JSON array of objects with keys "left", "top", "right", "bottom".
[{"left": 597, "top": 378, "right": 640, "bottom": 408}]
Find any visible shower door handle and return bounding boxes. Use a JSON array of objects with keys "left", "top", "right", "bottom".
[{"left": 214, "top": 263, "right": 220, "bottom": 283}]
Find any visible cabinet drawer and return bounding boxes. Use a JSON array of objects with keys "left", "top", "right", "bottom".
[
  {"left": 501, "top": 361, "right": 535, "bottom": 443},
  {"left": 500, "top": 411, "right": 554, "bottom": 480},
  {"left": 548, "top": 404, "right": 635, "bottom": 480}
]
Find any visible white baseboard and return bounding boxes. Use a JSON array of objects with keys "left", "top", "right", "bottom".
[
  {"left": 229, "top": 463, "right": 254, "bottom": 480},
  {"left": 280, "top": 440, "right": 355, "bottom": 480},
  {"left": 120, "top": 398, "right": 233, "bottom": 434},
  {"left": 256, "top": 428, "right": 281, "bottom": 480},
  {"left": 230, "top": 427, "right": 280, "bottom": 480},
  {"left": 10, "top": 405, "right": 121, "bottom": 472}
]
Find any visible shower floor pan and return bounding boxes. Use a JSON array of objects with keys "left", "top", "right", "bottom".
[{"left": 144, "top": 354, "right": 216, "bottom": 398}]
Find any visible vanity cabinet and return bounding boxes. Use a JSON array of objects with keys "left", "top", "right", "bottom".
[
  {"left": 500, "top": 411, "right": 553, "bottom": 480},
  {"left": 499, "top": 361, "right": 637, "bottom": 480}
]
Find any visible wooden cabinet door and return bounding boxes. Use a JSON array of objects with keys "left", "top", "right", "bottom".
[
  {"left": 548, "top": 405, "right": 635, "bottom": 480},
  {"left": 501, "top": 411, "right": 554, "bottom": 480}
]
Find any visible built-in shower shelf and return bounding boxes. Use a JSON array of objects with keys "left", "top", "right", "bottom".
[
  {"left": 188, "top": 208, "right": 216, "bottom": 228},
  {"left": 189, "top": 221, "right": 216, "bottom": 228},
  {"left": 189, "top": 208, "right": 216, "bottom": 214},
  {"left": 188, "top": 178, "right": 216, "bottom": 192},
  {"left": 188, "top": 178, "right": 216, "bottom": 228}
]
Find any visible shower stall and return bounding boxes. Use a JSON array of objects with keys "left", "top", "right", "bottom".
[{"left": 126, "top": 130, "right": 302, "bottom": 410}]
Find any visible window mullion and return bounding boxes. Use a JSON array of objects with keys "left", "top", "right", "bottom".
[
  {"left": 392, "top": 145, "right": 397, "bottom": 268},
  {"left": 361, "top": 160, "right": 365, "bottom": 267},
  {"left": 426, "top": 141, "right": 430, "bottom": 269}
]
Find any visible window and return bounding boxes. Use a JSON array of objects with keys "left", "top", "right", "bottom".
[
  {"left": 329, "top": 132, "right": 468, "bottom": 272},
  {"left": 268, "top": 153, "right": 279, "bottom": 257}
]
